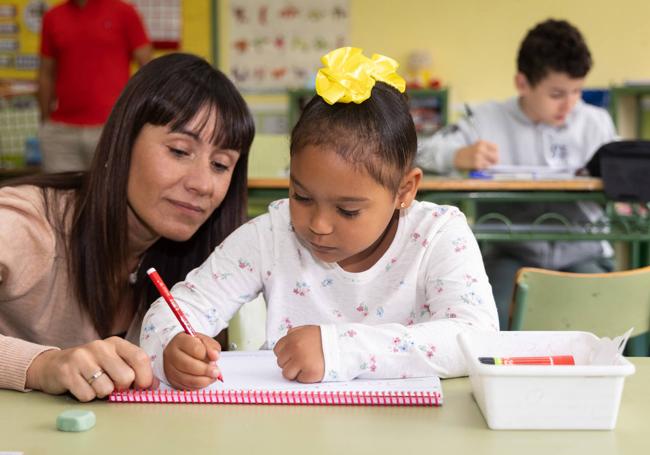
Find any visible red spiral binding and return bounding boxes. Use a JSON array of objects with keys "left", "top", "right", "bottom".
[{"left": 108, "top": 388, "right": 442, "bottom": 406}]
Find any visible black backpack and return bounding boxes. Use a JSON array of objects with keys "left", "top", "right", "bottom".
[{"left": 586, "top": 140, "right": 650, "bottom": 201}]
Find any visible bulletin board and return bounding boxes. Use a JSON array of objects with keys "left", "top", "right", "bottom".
[
  {"left": 229, "top": 0, "right": 349, "bottom": 92},
  {"left": 0, "top": 0, "right": 49, "bottom": 78}
]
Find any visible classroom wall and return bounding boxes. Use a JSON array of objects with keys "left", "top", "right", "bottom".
[
  {"left": 5, "top": 1, "right": 649, "bottom": 116},
  {"left": 348, "top": 0, "right": 650, "bottom": 113},
  {"left": 216, "top": 0, "right": 650, "bottom": 118}
]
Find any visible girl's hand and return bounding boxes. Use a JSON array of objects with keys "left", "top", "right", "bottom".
[
  {"left": 273, "top": 325, "right": 324, "bottom": 383},
  {"left": 163, "top": 333, "right": 221, "bottom": 390},
  {"left": 25, "top": 336, "right": 154, "bottom": 402}
]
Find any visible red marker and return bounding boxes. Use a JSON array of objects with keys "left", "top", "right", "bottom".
[
  {"left": 479, "top": 355, "right": 575, "bottom": 365},
  {"left": 147, "top": 267, "right": 223, "bottom": 382}
]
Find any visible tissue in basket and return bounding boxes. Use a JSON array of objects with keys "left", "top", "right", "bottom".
[{"left": 457, "top": 330, "right": 635, "bottom": 430}]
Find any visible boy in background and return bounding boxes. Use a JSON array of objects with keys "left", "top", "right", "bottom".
[{"left": 416, "top": 19, "right": 617, "bottom": 329}]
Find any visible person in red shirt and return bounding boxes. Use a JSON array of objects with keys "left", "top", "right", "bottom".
[{"left": 37, "top": 0, "right": 152, "bottom": 172}]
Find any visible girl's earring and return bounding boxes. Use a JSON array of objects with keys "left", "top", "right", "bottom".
[{"left": 400, "top": 202, "right": 406, "bottom": 209}]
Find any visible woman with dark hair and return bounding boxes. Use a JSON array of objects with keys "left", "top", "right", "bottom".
[{"left": 0, "top": 53, "right": 255, "bottom": 401}]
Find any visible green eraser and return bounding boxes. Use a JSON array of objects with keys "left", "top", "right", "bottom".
[{"left": 56, "top": 410, "right": 96, "bottom": 432}]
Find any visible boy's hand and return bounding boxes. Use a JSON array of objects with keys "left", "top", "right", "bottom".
[
  {"left": 454, "top": 141, "right": 499, "bottom": 170},
  {"left": 163, "top": 333, "right": 222, "bottom": 390},
  {"left": 273, "top": 325, "right": 324, "bottom": 383}
]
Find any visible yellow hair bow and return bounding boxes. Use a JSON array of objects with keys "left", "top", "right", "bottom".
[{"left": 315, "top": 47, "right": 406, "bottom": 105}]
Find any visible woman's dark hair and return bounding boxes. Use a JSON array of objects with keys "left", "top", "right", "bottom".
[
  {"left": 2, "top": 53, "right": 254, "bottom": 337},
  {"left": 517, "top": 19, "right": 592, "bottom": 87},
  {"left": 290, "top": 82, "right": 417, "bottom": 194}
]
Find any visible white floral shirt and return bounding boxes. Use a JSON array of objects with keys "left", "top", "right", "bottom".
[{"left": 141, "top": 199, "right": 499, "bottom": 384}]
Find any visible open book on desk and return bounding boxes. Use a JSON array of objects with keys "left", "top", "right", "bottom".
[
  {"left": 470, "top": 165, "right": 577, "bottom": 180},
  {"left": 109, "top": 351, "right": 442, "bottom": 406}
]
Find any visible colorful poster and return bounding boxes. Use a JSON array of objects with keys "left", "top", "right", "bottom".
[
  {"left": 229, "top": 0, "right": 349, "bottom": 92},
  {"left": 0, "top": 0, "right": 50, "bottom": 77}
]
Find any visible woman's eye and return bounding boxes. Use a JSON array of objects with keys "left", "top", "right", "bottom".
[
  {"left": 211, "top": 161, "right": 229, "bottom": 172},
  {"left": 168, "top": 147, "right": 189, "bottom": 157},
  {"left": 338, "top": 207, "right": 360, "bottom": 218}
]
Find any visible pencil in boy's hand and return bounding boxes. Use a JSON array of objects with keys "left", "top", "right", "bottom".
[
  {"left": 464, "top": 103, "right": 481, "bottom": 140},
  {"left": 146, "top": 267, "right": 224, "bottom": 382}
]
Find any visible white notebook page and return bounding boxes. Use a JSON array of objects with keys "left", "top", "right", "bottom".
[{"left": 158, "top": 350, "right": 442, "bottom": 396}]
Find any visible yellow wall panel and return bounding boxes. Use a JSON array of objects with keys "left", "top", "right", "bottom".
[
  {"left": 347, "top": 0, "right": 650, "bottom": 112},
  {"left": 180, "top": 0, "right": 212, "bottom": 61}
]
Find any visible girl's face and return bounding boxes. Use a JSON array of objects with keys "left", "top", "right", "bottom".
[
  {"left": 127, "top": 108, "right": 240, "bottom": 242},
  {"left": 289, "top": 145, "right": 402, "bottom": 272}
]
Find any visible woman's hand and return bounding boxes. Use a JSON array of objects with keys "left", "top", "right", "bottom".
[
  {"left": 273, "top": 325, "right": 324, "bottom": 383},
  {"left": 25, "top": 336, "right": 154, "bottom": 402},
  {"left": 163, "top": 333, "right": 222, "bottom": 390}
]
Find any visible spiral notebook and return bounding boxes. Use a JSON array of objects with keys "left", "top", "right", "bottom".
[{"left": 109, "top": 351, "right": 442, "bottom": 406}]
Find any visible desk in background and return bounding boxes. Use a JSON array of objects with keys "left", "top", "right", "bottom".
[
  {"left": 249, "top": 176, "right": 650, "bottom": 269},
  {"left": 249, "top": 176, "right": 607, "bottom": 211},
  {"left": 5, "top": 164, "right": 649, "bottom": 268},
  {"left": 0, "top": 358, "right": 647, "bottom": 455}
]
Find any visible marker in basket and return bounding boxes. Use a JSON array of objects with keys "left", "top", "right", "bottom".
[
  {"left": 146, "top": 267, "right": 223, "bottom": 382},
  {"left": 479, "top": 355, "right": 575, "bottom": 365}
]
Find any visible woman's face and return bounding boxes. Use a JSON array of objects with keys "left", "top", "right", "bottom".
[{"left": 127, "top": 108, "right": 240, "bottom": 242}]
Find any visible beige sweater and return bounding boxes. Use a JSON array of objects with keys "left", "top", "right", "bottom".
[{"left": 0, "top": 185, "right": 140, "bottom": 391}]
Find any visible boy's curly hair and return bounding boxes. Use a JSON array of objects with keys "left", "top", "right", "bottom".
[{"left": 517, "top": 19, "right": 592, "bottom": 86}]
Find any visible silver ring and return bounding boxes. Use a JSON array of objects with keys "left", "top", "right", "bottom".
[{"left": 86, "top": 369, "right": 105, "bottom": 385}]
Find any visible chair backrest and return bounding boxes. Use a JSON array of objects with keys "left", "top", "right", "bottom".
[
  {"left": 247, "top": 134, "right": 289, "bottom": 179},
  {"left": 247, "top": 134, "right": 290, "bottom": 217},
  {"left": 510, "top": 267, "right": 650, "bottom": 355},
  {"left": 227, "top": 293, "right": 267, "bottom": 351}
]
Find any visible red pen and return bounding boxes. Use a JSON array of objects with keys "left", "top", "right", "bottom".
[
  {"left": 147, "top": 267, "right": 223, "bottom": 382},
  {"left": 479, "top": 355, "right": 575, "bottom": 365}
]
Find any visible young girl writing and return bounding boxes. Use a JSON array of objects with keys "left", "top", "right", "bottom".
[{"left": 141, "top": 47, "right": 498, "bottom": 389}]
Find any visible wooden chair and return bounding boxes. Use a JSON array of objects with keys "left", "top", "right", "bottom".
[{"left": 509, "top": 266, "right": 650, "bottom": 356}]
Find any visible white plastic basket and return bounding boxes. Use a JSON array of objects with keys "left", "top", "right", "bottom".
[{"left": 457, "top": 330, "right": 635, "bottom": 430}]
